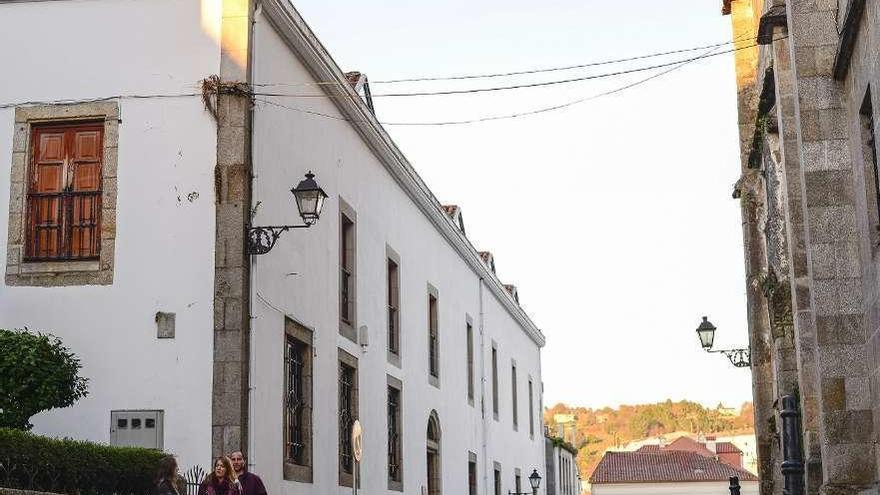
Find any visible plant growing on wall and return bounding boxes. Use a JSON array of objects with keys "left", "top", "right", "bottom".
[{"left": 0, "top": 329, "right": 88, "bottom": 430}]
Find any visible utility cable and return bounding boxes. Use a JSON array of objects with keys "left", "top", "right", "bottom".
[
  {"left": 251, "top": 38, "right": 765, "bottom": 99},
  {"left": 252, "top": 35, "right": 784, "bottom": 127},
  {"left": 252, "top": 33, "right": 757, "bottom": 87}
]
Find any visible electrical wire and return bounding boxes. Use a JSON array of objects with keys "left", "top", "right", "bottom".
[
  {"left": 0, "top": 92, "right": 201, "bottom": 110},
  {"left": 252, "top": 34, "right": 757, "bottom": 87},
  {"left": 252, "top": 35, "right": 784, "bottom": 127},
  {"left": 251, "top": 38, "right": 765, "bottom": 99},
  {"left": 372, "top": 38, "right": 746, "bottom": 84}
]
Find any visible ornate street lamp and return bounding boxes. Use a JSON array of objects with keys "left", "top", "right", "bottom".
[
  {"left": 510, "top": 469, "right": 542, "bottom": 495},
  {"left": 529, "top": 469, "right": 542, "bottom": 495},
  {"left": 695, "top": 316, "right": 751, "bottom": 368},
  {"left": 246, "top": 171, "right": 328, "bottom": 255}
]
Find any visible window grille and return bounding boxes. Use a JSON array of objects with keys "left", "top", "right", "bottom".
[
  {"left": 286, "top": 337, "right": 307, "bottom": 464},
  {"left": 339, "top": 363, "right": 355, "bottom": 474},
  {"left": 387, "top": 386, "right": 401, "bottom": 481}
]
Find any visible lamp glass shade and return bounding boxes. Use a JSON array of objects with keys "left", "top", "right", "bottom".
[
  {"left": 529, "top": 469, "right": 542, "bottom": 490},
  {"left": 291, "top": 171, "right": 328, "bottom": 225},
  {"left": 696, "top": 316, "right": 716, "bottom": 350}
]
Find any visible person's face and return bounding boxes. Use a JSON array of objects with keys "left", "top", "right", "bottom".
[
  {"left": 230, "top": 452, "right": 245, "bottom": 473},
  {"left": 214, "top": 460, "right": 226, "bottom": 478}
]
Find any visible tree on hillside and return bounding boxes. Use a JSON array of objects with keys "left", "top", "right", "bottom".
[{"left": 0, "top": 329, "right": 89, "bottom": 430}]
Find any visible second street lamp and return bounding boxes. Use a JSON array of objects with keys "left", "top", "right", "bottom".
[
  {"left": 246, "top": 171, "right": 329, "bottom": 255},
  {"left": 509, "top": 469, "right": 542, "bottom": 495},
  {"left": 694, "top": 316, "right": 751, "bottom": 368}
]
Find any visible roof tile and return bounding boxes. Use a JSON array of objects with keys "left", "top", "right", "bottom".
[{"left": 590, "top": 451, "right": 758, "bottom": 484}]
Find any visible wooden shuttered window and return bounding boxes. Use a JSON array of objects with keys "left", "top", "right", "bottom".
[{"left": 26, "top": 122, "right": 103, "bottom": 261}]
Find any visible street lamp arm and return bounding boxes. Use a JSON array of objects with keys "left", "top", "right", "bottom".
[
  {"left": 246, "top": 224, "right": 313, "bottom": 255},
  {"left": 706, "top": 347, "right": 751, "bottom": 368}
]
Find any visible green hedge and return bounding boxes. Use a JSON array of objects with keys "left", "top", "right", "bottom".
[{"left": 0, "top": 428, "right": 168, "bottom": 494}]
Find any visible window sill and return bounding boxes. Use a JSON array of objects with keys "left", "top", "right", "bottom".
[
  {"left": 339, "top": 320, "right": 357, "bottom": 344},
  {"left": 19, "top": 260, "right": 100, "bottom": 274},
  {"left": 6, "top": 258, "right": 112, "bottom": 286},
  {"left": 283, "top": 462, "right": 312, "bottom": 484},
  {"left": 429, "top": 374, "right": 440, "bottom": 389},
  {"left": 388, "top": 480, "right": 403, "bottom": 492},
  {"left": 387, "top": 350, "right": 401, "bottom": 368}
]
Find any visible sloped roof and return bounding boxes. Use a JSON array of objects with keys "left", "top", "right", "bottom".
[
  {"left": 636, "top": 436, "right": 741, "bottom": 456},
  {"left": 590, "top": 451, "right": 758, "bottom": 484}
]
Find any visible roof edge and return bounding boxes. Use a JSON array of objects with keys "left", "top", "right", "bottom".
[{"left": 259, "top": 0, "right": 546, "bottom": 346}]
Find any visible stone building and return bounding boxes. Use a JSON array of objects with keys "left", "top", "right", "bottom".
[
  {"left": 723, "top": 0, "right": 880, "bottom": 493},
  {"left": 0, "top": 1, "right": 547, "bottom": 494}
]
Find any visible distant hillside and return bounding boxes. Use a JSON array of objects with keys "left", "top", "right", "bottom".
[{"left": 544, "top": 400, "right": 754, "bottom": 482}]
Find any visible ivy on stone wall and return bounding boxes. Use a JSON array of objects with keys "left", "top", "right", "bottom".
[
  {"left": 748, "top": 66, "right": 777, "bottom": 169},
  {"left": 758, "top": 270, "right": 793, "bottom": 338}
]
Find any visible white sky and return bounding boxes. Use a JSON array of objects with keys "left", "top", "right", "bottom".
[{"left": 291, "top": 0, "right": 753, "bottom": 409}]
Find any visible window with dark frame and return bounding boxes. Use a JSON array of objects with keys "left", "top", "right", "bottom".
[
  {"left": 388, "top": 259, "right": 400, "bottom": 354},
  {"left": 515, "top": 472, "right": 522, "bottom": 494},
  {"left": 283, "top": 321, "right": 313, "bottom": 483},
  {"left": 285, "top": 336, "right": 309, "bottom": 466},
  {"left": 511, "top": 362, "right": 518, "bottom": 429},
  {"left": 468, "top": 456, "right": 477, "bottom": 495},
  {"left": 494, "top": 466, "right": 502, "bottom": 495},
  {"left": 861, "top": 88, "right": 880, "bottom": 246},
  {"left": 492, "top": 346, "right": 499, "bottom": 417},
  {"left": 466, "top": 322, "right": 474, "bottom": 403},
  {"left": 428, "top": 293, "right": 439, "bottom": 378},
  {"left": 387, "top": 385, "right": 402, "bottom": 484},
  {"left": 25, "top": 122, "right": 104, "bottom": 261},
  {"left": 339, "top": 362, "right": 356, "bottom": 475},
  {"left": 340, "top": 214, "right": 355, "bottom": 324},
  {"left": 528, "top": 379, "right": 535, "bottom": 438}
]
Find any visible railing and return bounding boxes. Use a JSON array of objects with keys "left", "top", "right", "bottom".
[
  {"left": 26, "top": 190, "right": 100, "bottom": 261},
  {"left": 182, "top": 465, "right": 206, "bottom": 495}
]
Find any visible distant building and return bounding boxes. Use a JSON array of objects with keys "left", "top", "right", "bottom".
[
  {"left": 545, "top": 436, "right": 581, "bottom": 495},
  {"left": 636, "top": 436, "right": 744, "bottom": 471},
  {"left": 589, "top": 450, "right": 759, "bottom": 495},
  {"left": 716, "top": 403, "right": 739, "bottom": 417},
  {"left": 619, "top": 432, "right": 758, "bottom": 475}
]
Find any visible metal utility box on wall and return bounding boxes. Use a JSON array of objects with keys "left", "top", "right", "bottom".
[{"left": 110, "top": 410, "right": 164, "bottom": 449}]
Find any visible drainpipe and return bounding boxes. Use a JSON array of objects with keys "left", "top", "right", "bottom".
[
  {"left": 479, "top": 277, "right": 490, "bottom": 495},
  {"left": 246, "top": 0, "right": 262, "bottom": 471}
]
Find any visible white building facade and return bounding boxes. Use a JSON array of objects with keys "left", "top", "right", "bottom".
[
  {"left": 0, "top": 1, "right": 547, "bottom": 495},
  {"left": 544, "top": 437, "right": 580, "bottom": 495}
]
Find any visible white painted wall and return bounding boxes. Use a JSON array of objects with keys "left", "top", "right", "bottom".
[
  {"left": 591, "top": 481, "right": 759, "bottom": 495},
  {"left": 0, "top": 0, "right": 221, "bottom": 470},
  {"left": 547, "top": 444, "right": 580, "bottom": 495},
  {"left": 248, "top": 6, "right": 544, "bottom": 495}
]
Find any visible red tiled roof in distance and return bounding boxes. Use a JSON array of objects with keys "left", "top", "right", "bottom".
[
  {"left": 636, "top": 436, "right": 742, "bottom": 456},
  {"left": 589, "top": 451, "right": 758, "bottom": 484},
  {"left": 715, "top": 442, "right": 742, "bottom": 454}
]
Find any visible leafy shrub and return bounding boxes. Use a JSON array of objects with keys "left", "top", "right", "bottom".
[
  {"left": 0, "top": 329, "right": 89, "bottom": 430},
  {"left": 0, "top": 428, "right": 168, "bottom": 494}
]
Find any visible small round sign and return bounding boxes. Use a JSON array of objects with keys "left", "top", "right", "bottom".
[{"left": 352, "top": 420, "right": 363, "bottom": 462}]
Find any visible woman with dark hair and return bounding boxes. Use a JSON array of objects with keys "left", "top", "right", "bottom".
[
  {"left": 198, "top": 456, "right": 241, "bottom": 495},
  {"left": 155, "top": 456, "right": 182, "bottom": 495}
]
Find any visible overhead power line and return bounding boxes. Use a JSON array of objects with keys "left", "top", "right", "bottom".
[
  {"left": 252, "top": 32, "right": 758, "bottom": 88},
  {"left": 254, "top": 35, "right": 785, "bottom": 127},
  {"left": 252, "top": 37, "right": 764, "bottom": 99},
  {"left": 370, "top": 38, "right": 748, "bottom": 84}
]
